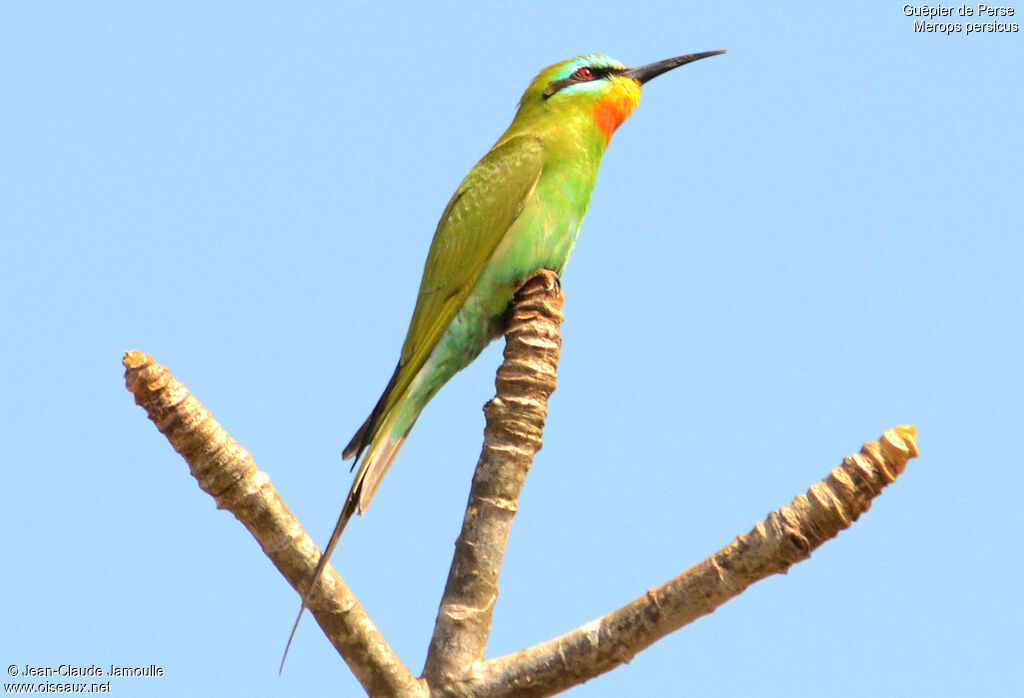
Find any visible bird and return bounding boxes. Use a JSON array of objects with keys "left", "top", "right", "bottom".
[{"left": 282, "top": 49, "right": 726, "bottom": 668}]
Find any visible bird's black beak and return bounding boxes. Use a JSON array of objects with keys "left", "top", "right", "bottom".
[{"left": 620, "top": 50, "right": 726, "bottom": 85}]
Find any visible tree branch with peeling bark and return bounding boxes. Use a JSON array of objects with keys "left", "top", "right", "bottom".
[{"left": 123, "top": 270, "right": 919, "bottom": 697}]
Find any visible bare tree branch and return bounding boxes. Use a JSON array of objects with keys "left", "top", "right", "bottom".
[
  {"left": 123, "top": 271, "right": 919, "bottom": 698},
  {"left": 424, "top": 271, "right": 564, "bottom": 687},
  {"left": 465, "top": 425, "right": 919, "bottom": 698},
  {"left": 122, "top": 350, "right": 426, "bottom": 698}
]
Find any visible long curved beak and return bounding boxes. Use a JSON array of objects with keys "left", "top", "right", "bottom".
[{"left": 620, "top": 50, "right": 727, "bottom": 84}]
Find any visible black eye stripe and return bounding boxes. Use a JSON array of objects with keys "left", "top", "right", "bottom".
[
  {"left": 542, "top": 65, "right": 620, "bottom": 99},
  {"left": 574, "top": 66, "right": 612, "bottom": 81}
]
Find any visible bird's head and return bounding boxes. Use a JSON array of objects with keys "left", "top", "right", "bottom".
[{"left": 515, "top": 51, "right": 726, "bottom": 143}]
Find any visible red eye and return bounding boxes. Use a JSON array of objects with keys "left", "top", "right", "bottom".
[{"left": 576, "top": 66, "right": 594, "bottom": 80}]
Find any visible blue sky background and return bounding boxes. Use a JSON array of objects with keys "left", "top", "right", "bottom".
[{"left": 3, "top": 3, "right": 1022, "bottom": 696}]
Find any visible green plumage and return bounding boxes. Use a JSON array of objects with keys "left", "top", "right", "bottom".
[{"left": 281, "top": 50, "right": 725, "bottom": 669}]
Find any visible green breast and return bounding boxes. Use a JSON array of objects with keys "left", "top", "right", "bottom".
[{"left": 486, "top": 154, "right": 600, "bottom": 286}]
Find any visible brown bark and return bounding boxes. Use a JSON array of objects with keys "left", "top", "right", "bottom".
[
  {"left": 464, "top": 426, "right": 919, "bottom": 697},
  {"left": 423, "top": 271, "right": 564, "bottom": 689},
  {"left": 123, "top": 350, "right": 426, "bottom": 698},
  {"left": 124, "top": 270, "right": 919, "bottom": 697}
]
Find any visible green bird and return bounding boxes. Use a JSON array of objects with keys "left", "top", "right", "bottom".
[{"left": 282, "top": 49, "right": 725, "bottom": 665}]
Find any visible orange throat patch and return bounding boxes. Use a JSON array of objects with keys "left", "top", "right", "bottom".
[{"left": 592, "top": 77, "right": 641, "bottom": 142}]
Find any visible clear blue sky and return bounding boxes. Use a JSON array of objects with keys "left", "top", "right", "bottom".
[{"left": 3, "top": 3, "right": 1022, "bottom": 696}]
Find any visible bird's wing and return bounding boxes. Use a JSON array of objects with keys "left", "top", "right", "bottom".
[
  {"left": 380, "top": 134, "right": 545, "bottom": 431},
  {"left": 290, "top": 136, "right": 543, "bottom": 673}
]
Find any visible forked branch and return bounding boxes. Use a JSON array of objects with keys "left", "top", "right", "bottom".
[
  {"left": 123, "top": 270, "right": 919, "bottom": 698},
  {"left": 466, "top": 425, "right": 918, "bottom": 697}
]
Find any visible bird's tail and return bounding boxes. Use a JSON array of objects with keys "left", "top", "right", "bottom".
[
  {"left": 279, "top": 417, "right": 411, "bottom": 672},
  {"left": 279, "top": 488, "right": 357, "bottom": 673},
  {"left": 352, "top": 425, "right": 409, "bottom": 515},
  {"left": 344, "top": 370, "right": 416, "bottom": 515}
]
